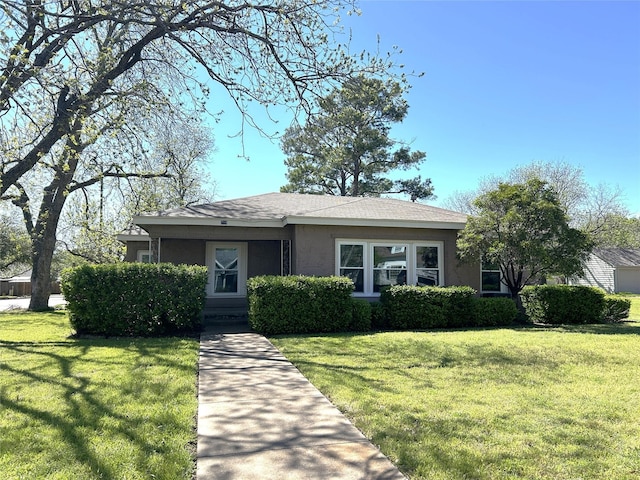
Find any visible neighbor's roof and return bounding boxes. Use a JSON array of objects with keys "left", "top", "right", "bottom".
[
  {"left": 0, "top": 269, "right": 32, "bottom": 283},
  {"left": 116, "top": 224, "right": 150, "bottom": 241},
  {"left": 594, "top": 248, "right": 640, "bottom": 267},
  {"left": 132, "top": 193, "right": 468, "bottom": 230}
]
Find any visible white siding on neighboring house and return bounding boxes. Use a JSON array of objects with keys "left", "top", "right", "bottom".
[
  {"left": 571, "top": 255, "right": 615, "bottom": 292},
  {"left": 571, "top": 249, "right": 640, "bottom": 294}
]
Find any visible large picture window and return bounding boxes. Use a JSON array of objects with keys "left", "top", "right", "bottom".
[{"left": 336, "top": 240, "right": 443, "bottom": 296}]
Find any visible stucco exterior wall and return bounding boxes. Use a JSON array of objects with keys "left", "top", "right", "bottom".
[
  {"left": 291, "top": 224, "right": 480, "bottom": 290},
  {"left": 147, "top": 238, "right": 281, "bottom": 278},
  {"left": 160, "top": 239, "right": 206, "bottom": 265},
  {"left": 125, "top": 223, "right": 481, "bottom": 292},
  {"left": 247, "top": 241, "right": 281, "bottom": 277},
  {"left": 123, "top": 241, "right": 150, "bottom": 262}
]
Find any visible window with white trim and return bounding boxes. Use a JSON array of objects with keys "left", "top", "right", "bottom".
[
  {"left": 137, "top": 250, "right": 151, "bottom": 263},
  {"left": 339, "top": 243, "right": 365, "bottom": 293},
  {"left": 336, "top": 240, "right": 443, "bottom": 296},
  {"left": 416, "top": 245, "right": 440, "bottom": 286},
  {"left": 373, "top": 244, "right": 407, "bottom": 292},
  {"left": 481, "top": 260, "right": 508, "bottom": 294}
]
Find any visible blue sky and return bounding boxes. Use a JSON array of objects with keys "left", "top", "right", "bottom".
[{"left": 205, "top": 0, "right": 640, "bottom": 214}]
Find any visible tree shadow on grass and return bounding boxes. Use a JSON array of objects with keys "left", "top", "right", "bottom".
[
  {"left": 0, "top": 338, "right": 196, "bottom": 479},
  {"left": 513, "top": 321, "right": 640, "bottom": 336}
]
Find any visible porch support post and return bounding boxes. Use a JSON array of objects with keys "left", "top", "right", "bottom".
[
  {"left": 149, "top": 237, "right": 161, "bottom": 263},
  {"left": 281, "top": 240, "right": 291, "bottom": 276}
]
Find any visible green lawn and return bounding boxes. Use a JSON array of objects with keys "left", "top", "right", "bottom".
[
  {"left": 623, "top": 293, "right": 640, "bottom": 320},
  {"left": 0, "top": 311, "right": 199, "bottom": 480},
  {"left": 271, "top": 317, "right": 640, "bottom": 479}
]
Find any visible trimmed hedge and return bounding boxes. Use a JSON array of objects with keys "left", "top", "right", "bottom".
[
  {"left": 520, "top": 285, "right": 607, "bottom": 324},
  {"left": 61, "top": 263, "right": 208, "bottom": 336},
  {"left": 247, "top": 275, "right": 354, "bottom": 335},
  {"left": 380, "top": 285, "right": 476, "bottom": 330},
  {"left": 602, "top": 295, "right": 631, "bottom": 323},
  {"left": 350, "top": 298, "right": 373, "bottom": 332},
  {"left": 474, "top": 297, "right": 518, "bottom": 327}
]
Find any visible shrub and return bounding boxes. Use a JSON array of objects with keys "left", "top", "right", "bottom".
[
  {"left": 381, "top": 286, "right": 444, "bottom": 330},
  {"left": 520, "top": 285, "right": 606, "bottom": 324},
  {"left": 247, "top": 275, "right": 354, "bottom": 335},
  {"left": 439, "top": 286, "right": 477, "bottom": 328},
  {"left": 370, "top": 302, "right": 389, "bottom": 330},
  {"left": 350, "top": 298, "right": 372, "bottom": 332},
  {"left": 381, "top": 285, "right": 476, "bottom": 330},
  {"left": 473, "top": 297, "right": 518, "bottom": 327},
  {"left": 602, "top": 296, "right": 631, "bottom": 323},
  {"left": 61, "top": 263, "right": 208, "bottom": 336}
]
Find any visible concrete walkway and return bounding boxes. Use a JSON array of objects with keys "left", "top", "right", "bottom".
[{"left": 197, "top": 331, "right": 406, "bottom": 479}]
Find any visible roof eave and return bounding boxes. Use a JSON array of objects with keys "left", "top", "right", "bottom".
[
  {"left": 132, "top": 215, "right": 285, "bottom": 229},
  {"left": 284, "top": 216, "right": 466, "bottom": 230},
  {"left": 116, "top": 233, "right": 150, "bottom": 242}
]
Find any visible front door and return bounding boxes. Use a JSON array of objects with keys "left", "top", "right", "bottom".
[{"left": 206, "top": 242, "right": 247, "bottom": 297}]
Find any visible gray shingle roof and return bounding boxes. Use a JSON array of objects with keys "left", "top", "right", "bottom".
[
  {"left": 135, "top": 193, "right": 467, "bottom": 229},
  {"left": 594, "top": 248, "right": 640, "bottom": 267}
]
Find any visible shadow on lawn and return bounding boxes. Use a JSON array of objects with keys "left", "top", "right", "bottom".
[
  {"left": 519, "top": 321, "right": 640, "bottom": 336},
  {"left": 0, "top": 336, "right": 195, "bottom": 479}
]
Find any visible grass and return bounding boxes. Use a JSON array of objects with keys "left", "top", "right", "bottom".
[
  {"left": 620, "top": 293, "right": 640, "bottom": 320},
  {"left": 271, "top": 302, "right": 640, "bottom": 479},
  {"left": 0, "top": 310, "right": 199, "bottom": 480}
]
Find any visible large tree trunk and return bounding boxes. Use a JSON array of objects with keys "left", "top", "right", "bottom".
[
  {"left": 28, "top": 182, "right": 67, "bottom": 310},
  {"left": 29, "top": 224, "right": 58, "bottom": 310},
  {"left": 28, "top": 141, "right": 79, "bottom": 310}
]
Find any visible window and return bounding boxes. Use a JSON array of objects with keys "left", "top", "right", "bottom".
[
  {"left": 416, "top": 245, "right": 439, "bottom": 286},
  {"left": 481, "top": 260, "right": 506, "bottom": 293},
  {"left": 336, "top": 240, "right": 443, "bottom": 296},
  {"left": 213, "top": 247, "right": 239, "bottom": 293},
  {"left": 339, "top": 243, "right": 365, "bottom": 293},
  {"left": 137, "top": 250, "right": 151, "bottom": 263},
  {"left": 373, "top": 244, "right": 407, "bottom": 292}
]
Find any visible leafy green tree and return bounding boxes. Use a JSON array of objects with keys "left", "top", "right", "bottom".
[
  {"left": 586, "top": 214, "right": 640, "bottom": 248},
  {"left": 457, "top": 179, "right": 593, "bottom": 310},
  {"left": 0, "top": 0, "right": 385, "bottom": 309},
  {"left": 444, "top": 159, "right": 634, "bottom": 249},
  {"left": 0, "top": 215, "right": 30, "bottom": 273},
  {"left": 280, "top": 75, "right": 432, "bottom": 200}
]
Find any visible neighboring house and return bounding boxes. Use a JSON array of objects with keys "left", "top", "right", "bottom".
[
  {"left": 570, "top": 248, "right": 640, "bottom": 294},
  {"left": 0, "top": 269, "right": 32, "bottom": 296},
  {"left": 118, "top": 193, "right": 481, "bottom": 305},
  {"left": 0, "top": 269, "right": 62, "bottom": 296}
]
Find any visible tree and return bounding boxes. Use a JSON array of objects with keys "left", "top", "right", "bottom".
[
  {"left": 444, "top": 159, "right": 633, "bottom": 248},
  {"left": 0, "top": 214, "right": 30, "bottom": 273},
  {"left": 457, "top": 179, "right": 593, "bottom": 310},
  {"left": 0, "top": 0, "right": 385, "bottom": 309},
  {"left": 585, "top": 214, "right": 640, "bottom": 249},
  {"left": 60, "top": 116, "right": 216, "bottom": 264},
  {"left": 280, "top": 75, "right": 432, "bottom": 200}
]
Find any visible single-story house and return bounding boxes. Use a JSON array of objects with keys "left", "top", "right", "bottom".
[
  {"left": 0, "top": 269, "right": 62, "bottom": 296},
  {"left": 0, "top": 269, "right": 33, "bottom": 296},
  {"left": 570, "top": 248, "right": 640, "bottom": 294},
  {"left": 118, "top": 193, "right": 487, "bottom": 306}
]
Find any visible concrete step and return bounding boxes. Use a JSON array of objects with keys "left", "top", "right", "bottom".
[{"left": 202, "top": 308, "right": 249, "bottom": 328}]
